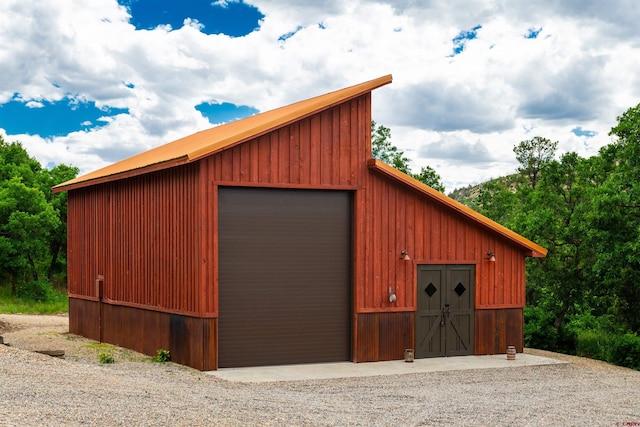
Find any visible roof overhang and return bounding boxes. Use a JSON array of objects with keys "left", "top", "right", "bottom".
[
  {"left": 53, "top": 75, "right": 393, "bottom": 193},
  {"left": 367, "top": 159, "right": 547, "bottom": 258}
]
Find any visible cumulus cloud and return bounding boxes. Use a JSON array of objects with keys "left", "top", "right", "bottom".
[
  {"left": 417, "top": 137, "right": 496, "bottom": 164},
  {"left": 385, "top": 82, "right": 515, "bottom": 133},
  {"left": 0, "top": 0, "right": 639, "bottom": 193}
]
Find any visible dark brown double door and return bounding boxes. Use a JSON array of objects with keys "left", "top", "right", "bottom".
[{"left": 416, "top": 265, "right": 475, "bottom": 358}]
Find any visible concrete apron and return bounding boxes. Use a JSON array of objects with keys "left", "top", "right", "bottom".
[{"left": 208, "top": 353, "right": 566, "bottom": 383}]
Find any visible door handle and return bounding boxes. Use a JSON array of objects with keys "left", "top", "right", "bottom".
[{"left": 441, "top": 304, "right": 450, "bottom": 326}]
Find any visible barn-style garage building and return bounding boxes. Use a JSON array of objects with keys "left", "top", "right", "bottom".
[{"left": 54, "top": 75, "right": 546, "bottom": 370}]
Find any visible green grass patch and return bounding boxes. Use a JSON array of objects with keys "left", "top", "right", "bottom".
[
  {"left": 83, "top": 342, "right": 149, "bottom": 363},
  {"left": 86, "top": 343, "right": 117, "bottom": 364},
  {"left": 0, "top": 283, "right": 68, "bottom": 314},
  {"left": 83, "top": 343, "right": 116, "bottom": 351}
]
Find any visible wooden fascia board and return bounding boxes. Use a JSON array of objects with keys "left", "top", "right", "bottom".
[
  {"left": 366, "top": 158, "right": 548, "bottom": 258},
  {"left": 52, "top": 157, "right": 190, "bottom": 193}
]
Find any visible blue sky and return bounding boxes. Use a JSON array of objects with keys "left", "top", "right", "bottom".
[
  {"left": 0, "top": 0, "right": 263, "bottom": 138},
  {"left": 122, "top": 0, "right": 263, "bottom": 36},
  {"left": 0, "top": 96, "right": 128, "bottom": 136},
  {"left": 1, "top": 0, "right": 639, "bottom": 191}
]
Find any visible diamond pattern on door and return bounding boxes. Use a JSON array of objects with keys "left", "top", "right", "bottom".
[
  {"left": 425, "top": 282, "right": 437, "bottom": 297},
  {"left": 454, "top": 282, "right": 466, "bottom": 297}
]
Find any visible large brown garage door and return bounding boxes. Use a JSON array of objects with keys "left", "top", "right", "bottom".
[{"left": 218, "top": 187, "right": 352, "bottom": 368}]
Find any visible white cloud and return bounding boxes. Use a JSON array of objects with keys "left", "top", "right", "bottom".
[
  {"left": 0, "top": 0, "right": 639, "bottom": 192},
  {"left": 25, "top": 101, "right": 44, "bottom": 108}
]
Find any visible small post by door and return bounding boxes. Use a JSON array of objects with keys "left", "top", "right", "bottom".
[{"left": 416, "top": 265, "right": 475, "bottom": 358}]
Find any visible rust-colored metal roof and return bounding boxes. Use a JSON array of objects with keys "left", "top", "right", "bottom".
[
  {"left": 367, "top": 159, "right": 547, "bottom": 257},
  {"left": 53, "top": 75, "right": 393, "bottom": 192}
]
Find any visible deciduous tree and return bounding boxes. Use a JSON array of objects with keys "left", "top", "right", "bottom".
[
  {"left": 586, "top": 103, "right": 640, "bottom": 332},
  {"left": 412, "top": 165, "right": 446, "bottom": 193},
  {"left": 371, "top": 121, "right": 411, "bottom": 174},
  {"left": 0, "top": 136, "right": 78, "bottom": 294},
  {"left": 513, "top": 136, "right": 558, "bottom": 188},
  {"left": 371, "top": 121, "right": 445, "bottom": 192}
]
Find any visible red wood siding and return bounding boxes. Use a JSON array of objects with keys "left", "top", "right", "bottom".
[
  {"left": 205, "top": 96, "right": 370, "bottom": 188},
  {"left": 67, "top": 164, "right": 203, "bottom": 315},
  {"left": 356, "top": 173, "right": 527, "bottom": 312}
]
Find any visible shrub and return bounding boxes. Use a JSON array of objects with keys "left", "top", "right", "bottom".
[
  {"left": 98, "top": 352, "right": 114, "bottom": 364},
  {"left": 609, "top": 333, "right": 640, "bottom": 370},
  {"left": 556, "top": 326, "right": 577, "bottom": 355},
  {"left": 524, "top": 306, "right": 558, "bottom": 350},
  {"left": 15, "top": 280, "right": 54, "bottom": 302},
  {"left": 151, "top": 349, "right": 170, "bottom": 363},
  {"left": 575, "top": 330, "right": 612, "bottom": 361}
]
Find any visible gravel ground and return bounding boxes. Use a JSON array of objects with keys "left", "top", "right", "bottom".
[{"left": 0, "top": 314, "right": 639, "bottom": 426}]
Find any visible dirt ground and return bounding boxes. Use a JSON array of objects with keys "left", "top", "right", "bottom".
[
  {"left": 1, "top": 313, "right": 639, "bottom": 426},
  {"left": 0, "top": 313, "right": 151, "bottom": 366}
]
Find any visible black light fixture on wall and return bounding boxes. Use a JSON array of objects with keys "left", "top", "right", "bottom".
[
  {"left": 487, "top": 251, "right": 496, "bottom": 262},
  {"left": 400, "top": 250, "right": 411, "bottom": 261}
]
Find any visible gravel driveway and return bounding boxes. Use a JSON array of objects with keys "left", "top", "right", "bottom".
[{"left": 0, "top": 314, "right": 639, "bottom": 426}]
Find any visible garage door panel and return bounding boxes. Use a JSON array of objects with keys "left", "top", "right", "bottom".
[{"left": 218, "top": 187, "right": 352, "bottom": 368}]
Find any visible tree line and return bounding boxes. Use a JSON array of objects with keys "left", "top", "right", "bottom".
[
  {"left": 0, "top": 136, "right": 78, "bottom": 300},
  {"left": 468, "top": 105, "right": 640, "bottom": 368}
]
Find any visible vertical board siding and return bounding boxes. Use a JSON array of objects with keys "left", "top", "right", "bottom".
[
  {"left": 206, "top": 96, "right": 369, "bottom": 188},
  {"left": 67, "top": 191, "right": 108, "bottom": 298},
  {"left": 200, "top": 94, "right": 371, "bottom": 316},
  {"left": 200, "top": 159, "right": 217, "bottom": 316},
  {"left": 67, "top": 164, "right": 202, "bottom": 315},
  {"left": 358, "top": 173, "right": 527, "bottom": 311},
  {"left": 202, "top": 93, "right": 528, "bottom": 314}
]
